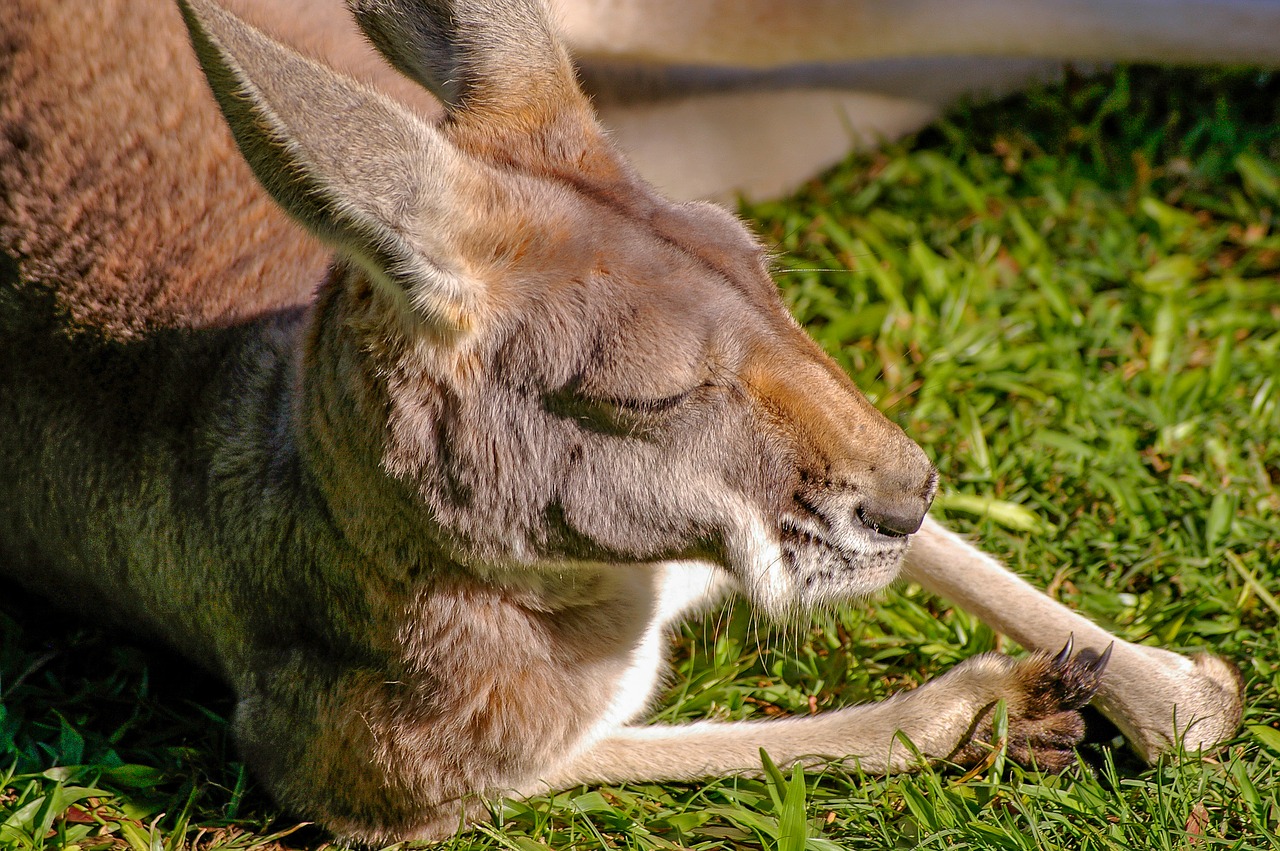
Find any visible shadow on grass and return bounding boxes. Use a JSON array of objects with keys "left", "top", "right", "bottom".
[{"left": 0, "top": 585, "right": 331, "bottom": 847}]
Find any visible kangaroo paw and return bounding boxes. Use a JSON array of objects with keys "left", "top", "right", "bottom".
[{"left": 952, "top": 640, "right": 1109, "bottom": 772}]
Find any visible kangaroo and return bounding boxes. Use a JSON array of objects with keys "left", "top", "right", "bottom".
[{"left": 0, "top": 0, "right": 1243, "bottom": 845}]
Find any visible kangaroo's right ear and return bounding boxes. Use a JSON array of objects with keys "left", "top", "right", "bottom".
[
  {"left": 178, "top": 0, "right": 485, "bottom": 331},
  {"left": 347, "top": 0, "right": 630, "bottom": 187}
]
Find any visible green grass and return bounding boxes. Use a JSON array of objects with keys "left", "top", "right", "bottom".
[{"left": 3, "top": 66, "right": 1280, "bottom": 850}]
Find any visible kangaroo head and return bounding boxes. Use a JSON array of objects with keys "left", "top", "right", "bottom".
[{"left": 180, "top": 0, "right": 936, "bottom": 615}]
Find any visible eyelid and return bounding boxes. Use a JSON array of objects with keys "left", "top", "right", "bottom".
[{"left": 593, "top": 388, "right": 693, "bottom": 413}]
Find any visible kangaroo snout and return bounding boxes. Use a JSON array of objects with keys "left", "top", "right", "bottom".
[
  {"left": 736, "top": 343, "right": 938, "bottom": 610},
  {"left": 796, "top": 448, "right": 937, "bottom": 542},
  {"left": 845, "top": 444, "right": 938, "bottom": 539},
  {"left": 855, "top": 490, "right": 932, "bottom": 538},
  {"left": 753, "top": 349, "right": 937, "bottom": 537},
  {"left": 846, "top": 466, "right": 938, "bottom": 539},
  {"left": 827, "top": 390, "right": 937, "bottom": 542}
]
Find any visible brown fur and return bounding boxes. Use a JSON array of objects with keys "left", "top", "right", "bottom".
[{"left": 0, "top": 1, "right": 324, "bottom": 331}]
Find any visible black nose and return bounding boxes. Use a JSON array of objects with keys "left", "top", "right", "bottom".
[
  {"left": 856, "top": 502, "right": 924, "bottom": 537},
  {"left": 854, "top": 469, "right": 937, "bottom": 537}
]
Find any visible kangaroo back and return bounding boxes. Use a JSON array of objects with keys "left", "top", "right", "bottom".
[{"left": 0, "top": 0, "right": 330, "bottom": 333}]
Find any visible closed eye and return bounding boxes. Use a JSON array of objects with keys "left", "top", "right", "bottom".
[
  {"left": 593, "top": 389, "right": 693, "bottom": 413},
  {"left": 542, "top": 385, "right": 696, "bottom": 435}
]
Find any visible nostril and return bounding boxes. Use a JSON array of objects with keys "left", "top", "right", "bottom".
[{"left": 855, "top": 501, "right": 925, "bottom": 538}]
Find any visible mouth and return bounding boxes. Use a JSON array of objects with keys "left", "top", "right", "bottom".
[
  {"left": 775, "top": 512, "right": 908, "bottom": 605},
  {"left": 719, "top": 498, "right": 910, "bottom": 619}
]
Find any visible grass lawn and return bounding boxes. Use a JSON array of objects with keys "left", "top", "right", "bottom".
[{"left": 2, "top": 66, "right": 1279, "bottom": 850}]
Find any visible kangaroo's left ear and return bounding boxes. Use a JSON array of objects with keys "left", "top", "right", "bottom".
[
  {"left": 179, "top": 0, "right": 493, "bottom": 331},
  {"left": 347, "top": 0, "right": 632, "bottom": 188}
]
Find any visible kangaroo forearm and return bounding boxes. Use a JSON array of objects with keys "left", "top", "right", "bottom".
[
  {"left": 904, "top": 519, "right": 1115, "bottom": 656},
  {"left": 904, "top": 518, "right": 1243, "bottom": 759},
  {"left": 535, "top": 711, "right": 946, "bottom": 792},
  {"left": 528, "top": 649, "right": 1098, "bottom": 794}
]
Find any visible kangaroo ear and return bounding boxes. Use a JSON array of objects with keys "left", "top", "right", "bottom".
[
  {"left": 178, "top": 0, "right": 484, "bottom": 330},
  {"left": 347, "top": 0, "right": 626, "bottom": 184}
]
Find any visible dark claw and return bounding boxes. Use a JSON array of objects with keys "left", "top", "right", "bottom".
[
  {"left": 1080, "top": 641, "right": 1114, "bottom": 676},
  {"left": 1052, "top": 634, "right": 1075, "bottom": 667}
]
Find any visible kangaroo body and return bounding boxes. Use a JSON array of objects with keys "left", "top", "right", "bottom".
[
  {"left": 0, "top": 0, "right": 1243, "bottom": 844},
  {"left": 0, "top": 3, "right": 702, "bottom": 837}
]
